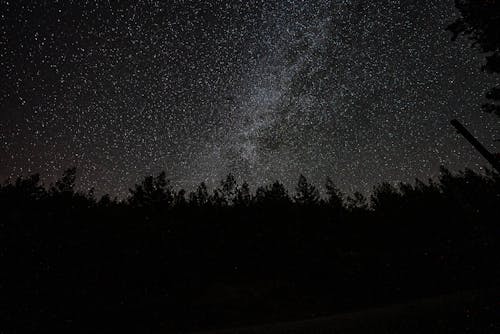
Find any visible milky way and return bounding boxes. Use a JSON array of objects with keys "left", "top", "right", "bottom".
[{"left": 1, "top": 0, "right": 499, "bottom": 197}]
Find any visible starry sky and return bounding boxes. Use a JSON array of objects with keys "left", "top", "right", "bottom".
[{"left": 1, "top": 0, "right": 499, "bottom": 197}]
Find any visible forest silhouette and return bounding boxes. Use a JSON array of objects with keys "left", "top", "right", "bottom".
[{"left": 1, "top": 167, "right": 499, "bottom": 332}]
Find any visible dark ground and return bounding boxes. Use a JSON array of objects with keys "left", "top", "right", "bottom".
[
  {"left": 193, "top": 288, "right": 500, "bottom": 334},
  {"left": 2, "top": 168, "right": 500, "bottom": 333}
]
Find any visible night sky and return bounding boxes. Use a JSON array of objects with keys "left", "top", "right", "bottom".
[{"left": 1, "top": 0, "right": 499, "bottom": 197}]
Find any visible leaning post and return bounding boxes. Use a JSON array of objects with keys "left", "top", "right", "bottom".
[{"left": 450, "top": 119, "right": 500, "bottom": 173}]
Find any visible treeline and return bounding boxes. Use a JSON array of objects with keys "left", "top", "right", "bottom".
[
  {"left": 5, "top": 166, "right": 500, "bottom": 211},
  {"left": 0, "top": 168, "right": 370, "bottom": 210},
  {"left": 1, "top": 167, "right": 500, "bottom": 333}
]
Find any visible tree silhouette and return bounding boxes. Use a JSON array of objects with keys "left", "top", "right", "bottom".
[
  {"left": 234, "top": 181, "right": 251, "bottom": 207},
  {"left": 128, "top": 171, "right": 173, "bottom": 209},
  {"left": 255, "top": 181, "right": 290, "bottom": 206},
  {"left": 14, "top": 174, "right": 45, "bottom": 199},
  {"left": 325, "top": 177, "right": 344, "bottom": 212},
  {"left": 2, "top": 166, "right": 500, "bottom": 333},
  {"left": 294, "top": 174, "right": 320, "bottom": 206},
  {"left": 189, "top": 182, "right": 209, "bottom": 207},
  {"left": 98, "top": 193, "right": 115, "bottom": 208},
  {"left": 175, "top": 189, "right": 187, "bottom": 208},
  {"left": 371, "top": 182, "right": 402, "bottom": 214},
  {"left": 448, "top": 0, "right": 500, "bottom": 116},
  {"left": 215, "top": 173, "right": 238, "bottom": 206},
  {"left": 346, "top": 191, "right": 368, "bottom": 211},
  {"left": 52, "top": 167, "right": 77, "bottom": 195}
]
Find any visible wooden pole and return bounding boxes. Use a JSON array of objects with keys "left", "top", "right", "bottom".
[{"left": 450, "top": 119, "right": 500, "bottom": 173}]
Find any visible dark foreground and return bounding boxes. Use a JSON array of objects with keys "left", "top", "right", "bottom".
[
  {"left": 194, "top": 288, "right": 499, "bottom": 334},
  {"left": 1, "top": 168, "right": 499, "bottom": 332}
]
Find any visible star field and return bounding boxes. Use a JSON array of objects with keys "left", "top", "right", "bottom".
[{"left": 1, "top": 0, "right": 499, "bottom": 197}]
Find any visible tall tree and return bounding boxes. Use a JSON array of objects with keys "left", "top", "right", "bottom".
[
  {"left": 189, "top": 182, "right": 209, "bottom": 207},
  {"left": 294, "top": 175, "right": 320, "bottom": 206},
  {"left": 255, "top": 181, "right": 290, "bottom": 206},
  {"left": 346, "top": 191, "right": 368, "bottom": 211},
  {"left": 174, "top": 189, "right": 187, "bottom": 208},
  {"left": 128, "top": 171, "right": 173, "bottom": 209},
  {"left": 219, "top": 173, "right": 237, "bottom": 206},
  {"left": 52, "top": 167, "right": 77, "bottom": 195},
  {"left": 448, "top": 0, "right": 500, "bottom": 116},
  {"left": 325, "top": 177, "right": 344, "bottom": 211},
  {"left": 234, "top": 182, "right": 251, "bottom": 207}
]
